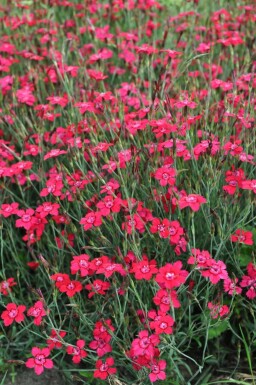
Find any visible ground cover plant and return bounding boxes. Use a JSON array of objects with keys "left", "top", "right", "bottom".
[{"left": 0, "top": 0, "right": 255, "bottom": 384}]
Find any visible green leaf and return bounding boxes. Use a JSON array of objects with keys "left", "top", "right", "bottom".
[{"left": 208, "top": 320, "right": 229, "bottom": 340}]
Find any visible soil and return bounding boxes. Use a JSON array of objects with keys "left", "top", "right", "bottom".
[{"left": 1, "top": 369, "right": 65, "bottom": 385}]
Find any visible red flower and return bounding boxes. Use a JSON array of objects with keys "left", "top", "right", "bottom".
[
  {"left": 208, "top": 302, "right": 229, "bottom": 319},
  {"left": 241, "top": 180, "right": 256, "bottom": 194},
  {"left": 70, "top": 254, "right": 91, "bottom": 277},
  {"left": 149, "top": 359, "right": 166, "bottom": 382},
  {"left": 150, "top": 218, "right": 170, "bottom": 238},
  {"left": 44, "top": 149, "right": 67, "bottom": 160},
  {"left": 80, "top": 211, "right": 102, "bottom": 231},
  {"left": 148, "top": 310, "right": 174, "bottom": 335},
  {"left": 1, "top": 303, "right": 26, "bottom": 326},
  {"left": 179, "top": 194, "right": 207, "bottom": 211},
  {"left": 240, "top": 263, "right": 256, "bottom": 299},
  {"left": 231, "top": 229, "right": 253, "bottom": 245},
  {"left": 187, "top": 248, "right": 212, "bottom": 267},
  {"left": 15, "top": 208, "right": 35, "bottom": 230},
  {"left": 0, "top": 202, "right": 19, "bottom": 217},
  {"left": 66, "top": 340, "right": 87, "bottom": 364},
  {"left": 154, "top": 166, "right": 176, "bottom": 187},
  {"left": 36, "top": 202, "right": 60, "bottom": 218},
  {"left": 50, "top": 273, "right": 70, "bottom": 288},
  {"left": 0, "top": 278, "right": 17, "bottom": 296},
  {"left": 223, "top": 278, "right": 242, "bottom": 295},
  {"left": 168, "top": 220, "right": 184, "bottom": 244},
  {"left": 59, "top": 279, "right": 83, "bottom": 297},
  {"left": 96, "top": 196, "right": 122, "bottom": 217},
  {"left": 100, "top": 179, "right": 120, "bottom": 195},
  {"left": 94, "top": 357, "right": 117, "bottom": 380},
  {"left": 130, "top": 258, "right": 158, "bottom": 280},
  {"left": 201, "top": 260, "right": 228, "bottom": 284},
  {"left": 156, "top": 261, "right": 189, "bottom": 289},
  {"left": 131, "top": 330, "right": 160, "bottom": 358},
  {"left": 26, "top": 347, "right": 53, "bottom": 375},
  {"left": 122, "top": 214, "right": 145, "bottom": 234},
  {"left": 153, "top": 289, "right": 180, "bottom": 312},
  {"left": 16, "top": 86, "right": 35, "bottom": 106},
  {"left": 85, "top": 280, "right": 110, "bottom": 298},
  {"left": 89, "top": 334, "right": 112, "bottom": 357},
  {"left": 27, "top": 301, "right": 47, "bottom": 326},
  {"left": 47, "top": 329, "right": 67, "bottom": 350},
  {"left": 46, "top": 94, "right": 69, "bottom": 107},
  {"left": 93, "top": 319, "right": 115, "bottom": 338},
  {"left": 87, "top": 69, "right": 108, "bottom": 81},
  {"left": 96, "top": 261, "right": 127, "bottom": 278}
]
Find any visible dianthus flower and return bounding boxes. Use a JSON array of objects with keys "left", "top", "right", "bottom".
[
  {"left": 156, "top": 261, "right": 189, "bottom": 289},
  {"left": 66, "top": 340, "right": 87, "bottom": 364},
  {"left": 1, "top": 303, "right": 26, "bottom": 326},
  {"left": 26, "top": 347, "right": 53, "bottom": 375},
  {"left": 94, "top": 357, "right": 117, "bottom": 380}
]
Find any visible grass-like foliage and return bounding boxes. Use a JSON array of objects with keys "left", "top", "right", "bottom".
[{"left": 0, "top": 0, "right": 255, "bottom": 384}]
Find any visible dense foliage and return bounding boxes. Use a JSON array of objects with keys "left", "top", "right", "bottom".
[{"left": 0, "top": 0, "right": 255, "bottom": 384}]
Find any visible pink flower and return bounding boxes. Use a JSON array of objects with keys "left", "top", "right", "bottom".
[
  {"left": 130, "top": 258, "right": 158, "bottom": 280},
  {"left": 131, "top": 330, "right": 159, "bottom": 358},
  {"left": 201, "top": 260, "right": 228, "bottom": 284},
  {"left": 208, "top": 302, "right": 229, "bottom": 319},
  {"left": 179, "top": 194, "right": 207, "bottom": 211},
  {"left": 231, "top": 229, "right": 253, "bottom": 245},
  {"left": 149, "top": 359, "right": 166, "bottom": 382},
  {"left": 27, "top": 301, "right": 47, "bottom": 326},
  {"left": 1, "top": 303, "right": 26, "bottom": 326},
  {"left": 66, "top": 340, "right": 87, "bottom": 364},
  {"left": 94, "top": 357, "right": 117, "bottom": 380},
  {"left": 80, "top": 211, "right": 102, "bottom": 231},
  {"left": 26, "top": 347, "right": 53, "bottom": 375},
  {"left": 156, "top": 261, "right": 189, "bottom": 289}
]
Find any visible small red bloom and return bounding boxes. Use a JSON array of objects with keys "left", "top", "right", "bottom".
[
  {"left": 58, "top": 279, "right": 83, "bottom": 297},
  {"left": 89, "top": 334, "right": 112, "bottom": 357},
  {"left": 231, "top": 229, "right": 253, "bottom": 245},
  {"left": 122, "top": 214, "right": 145, "bottom": 234},
  {"left": 130, "top": 258, "right": 158, "bottom": 280},
  {"left": 154, "top": 166, "right": 176, "bottom": 187},
  {"left": 131, "top": 330, "right": 160, "bottom": 358},
  {"left": 85, "top": 280, "right": 110, "bottom": 298},
  {"left": 201, "top": 260, "right": 228, "bottom": 284},
  {"left": 168, "top": 220, "right": 184, "bottom": 244},
  {"left": 223, "top": 278, "right": 242, "bottom": 295},
  {"left": 208, "top": 302, "right": 229, "bottom": 319},
  {"left": 0, "top": 278, "right": 17, "bottom": 295},
  {"left": 148, "top": 310, "right": 174, "bottom": 335},
  {"left": 94, "top": 357, "right": 117, "bottom": 380},
  {"left": 0, "top": 202, "right": 19, "bottom": 217},
  {"left": 44, "top": 149, "right": 67, "bottom": 160},
  {"left": 96, "top": 196, "right": 122, "bottom": 216},
  {"left": 36, "top": 202, "right": 60, "bottom": 218},
  {"left": 47, "top": 329, "right": 67, "bottom": 350},
  {"left": 156, "top": 261, "right": 189, "bottom": 289},
  {"left": 179, "top": 194, "right": 207, "bottom": 211},
  {"left": 153, "top": 289, "right": 180, "bottom": 312},
  {"left": 26, "top": 347, "right": 53, "bottom": 375},
  {"left": 149, "top": 359, "right": 166, "bottom": 382},
  {"left": 188, "top": 248, "right": 212, "bottom": 267},
  {"left": 70, "top": 254, "right": 91, "bottom": 277},
  {"left": 240, "top": 263, "right": 256, "bottom": 299},
  {"left": 15, "top": 208, "right": 35, "bottom": 230},
  {"left": 80, "top": 211, "right": 102, "bottom": 231},
  {"left": 1, "top": 303, "right": 26, "bottom": 326},
  {"left": 150, "top": 218, "right": 170, "bottom": 238},
  {"left": 27, "top": 301, "right": 47, "bottom": 326},
  {"left": 66, "top": 340, "right": 87, "bottom": 364}
]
